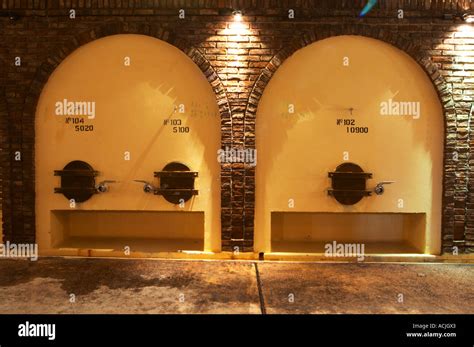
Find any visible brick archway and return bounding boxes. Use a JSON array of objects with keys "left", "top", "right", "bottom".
[
  {"left": 244, "top": 25, "right": 460, "bottom": 254},
  {"left": 5, "top": 22, "right": 230, "bottom": 245}
]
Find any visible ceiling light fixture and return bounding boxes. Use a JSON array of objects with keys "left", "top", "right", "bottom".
[
  {"left": 232, "top": 10, "right": 243, "bottom": 22},
  {"left": 0, "top": 11, "right": 20, "bottom": 20},
  {"left": 463, "top": 12, "right": 474, "bottom": 23}
]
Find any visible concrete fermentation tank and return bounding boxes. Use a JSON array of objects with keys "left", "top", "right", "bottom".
[
  {"left": 255, "top": 36, "right": 444, "bottom": 256},
  {"left": 35, "top": 34, "right": 221, "bottom": 257}
]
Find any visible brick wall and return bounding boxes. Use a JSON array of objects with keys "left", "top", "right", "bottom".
[
  {"left": 0, "top": 84, "right": 7, "bottom": 238},
  {"left": 1, "top": 0, "right": 473, "bottom": 253}
]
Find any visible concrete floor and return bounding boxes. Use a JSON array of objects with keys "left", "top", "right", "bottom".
[{"left": 0, "top": 258, "right": 472, "bottom": 314}]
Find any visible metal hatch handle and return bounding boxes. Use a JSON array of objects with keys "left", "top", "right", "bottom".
[
  {"left": 133, "top": 180, "right": 156, "bottom": 194},
  {"left": 374, "top": 181, "right": 395, "bottom": 195},
  {"left": 95, "top": 180, "right": 118, "bottom": 193}
]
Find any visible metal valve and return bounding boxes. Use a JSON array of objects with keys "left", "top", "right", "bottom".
[
  {"left": 374, "top": 181, "right": 395, "bottom": 195},
  {"left": 134, "top": 180, "right": 156, "bottom": 194},
  {"left": 95, "top": 180, "right": 117, "bottom": 193}
]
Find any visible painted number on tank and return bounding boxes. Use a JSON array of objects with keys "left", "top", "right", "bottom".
[
  {"left": 164, "top": 119, "right": 190, "bottom": 134},
  {"left": 347, "top": 127, "right": 369, "bottom": 134},
  {"left": 336, "top": 118, "right": 369, "bottom": 135},
  {"left": 173, "top": 126, "right": 190, "bottom": 133},
  {"left": 75, "top": 125, "right": 94, "bottom": 132}
]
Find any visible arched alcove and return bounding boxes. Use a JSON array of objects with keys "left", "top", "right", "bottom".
[
  {"left": 255, "top": 35, "right": 444, "bottom": 255},
  {"left": 35, "top": 34, "right": 221, "bottom": 255}
]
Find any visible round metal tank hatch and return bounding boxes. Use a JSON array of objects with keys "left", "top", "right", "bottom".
[
  {"left": 54, "top": 160, "right": 98, "bottom": 203},
  {"left": 154, "top": 162, "right": 198, "bottom": 204},
  {"left": 328, "top": 162, "right": 372, "bottom": 205}
]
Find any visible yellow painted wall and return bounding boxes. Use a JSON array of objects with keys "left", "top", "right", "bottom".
[
  {"left": 35, "top": 34, "right": 221, "bottom": 253},
  {"left": 271, "top": 212, "right": 426, "bottom": 253},
  {"left": 255, "top": 35, "right": 444, "bottom": 254},
  {"left": 51, "top": 211, "right": 205, "bottom": 241}
]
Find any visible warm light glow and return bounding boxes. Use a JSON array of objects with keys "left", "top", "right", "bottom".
[
  {"left": 224, "top": 11, "right": 249, "bottom": 37},
  {"left": 228, "top": 21, "right": 246, "bottom": 32},
  {"left": 233, "top": 10, "right": 243, "bottom": 22},
  {"left": 463, "top": 12, "right": 474, "bottom": 23},
  {"left": 457, "top": 24, "right": 474, "bottom": 33}
]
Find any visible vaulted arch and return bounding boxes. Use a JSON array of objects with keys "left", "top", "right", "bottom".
[
  {"left": 6, "top": 22, "right": 231, "bottom": 248},
  {"left": 245, "top": 26, "right": 459, "bottom": 254}
]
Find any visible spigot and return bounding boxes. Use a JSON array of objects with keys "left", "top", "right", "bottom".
[
  {"left": 374, "top": 181, "right": 395, "bottom": 195},
  {"left": 96, "top": 180, "right": 117, "bottom": 193},
  {"left": 134, "top": 180, "right": 156, "bottom": 194}
]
